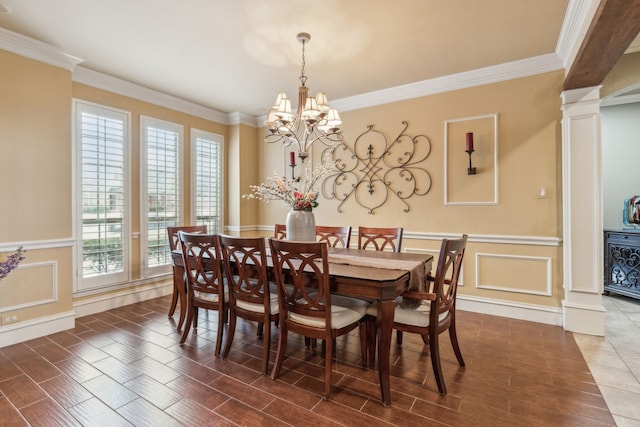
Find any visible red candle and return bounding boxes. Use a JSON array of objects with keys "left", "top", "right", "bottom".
[
  {"left": 466, "top": 132, "right": 474, "bottom": 152},
  {"left": 290, "top": 151, "right": 296, "bottom": 166}
]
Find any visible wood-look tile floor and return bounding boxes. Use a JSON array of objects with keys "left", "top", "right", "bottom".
[
  {"left": 575, "top": 294, "right": 640, "bottom": 426},
  {"left": 0, "top": 295, "right": 615, "bottom": 426}
]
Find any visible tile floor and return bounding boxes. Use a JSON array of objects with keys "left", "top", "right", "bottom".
[
  {"left": 575, "top": 294, "right": 640, "bottom": 426},
  {"left": 0, "top": 294, "right": 620, "bottom": 426}
]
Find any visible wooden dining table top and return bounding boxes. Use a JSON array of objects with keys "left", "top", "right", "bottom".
[{"left": 172, "top": 245, "right": 432, "bottom": 300}]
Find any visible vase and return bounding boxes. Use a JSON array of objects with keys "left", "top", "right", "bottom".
[{"left": 286, "top": 208, "right": 316, "bottom": 242}]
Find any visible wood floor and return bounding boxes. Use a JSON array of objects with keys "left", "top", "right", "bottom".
[{"left": 0, "top": 295, "right": 615, "bottom": 426}]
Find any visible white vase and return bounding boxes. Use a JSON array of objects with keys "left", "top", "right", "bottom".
[{"left": 286, "top": 208, "right": 316, "bottom": 242}]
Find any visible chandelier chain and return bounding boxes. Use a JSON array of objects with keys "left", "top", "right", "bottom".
[{"left": 299, "top": 38, "right": 308, "bottom": 87}]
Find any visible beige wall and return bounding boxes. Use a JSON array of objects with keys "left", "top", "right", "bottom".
[
  {"left": 253, "top": 71, "right": 565, "bottom": 308},
  {"left": 1, "top": 50, "right": 73, "bottom": 241},
  {"left": 6, "top": 40, "right": 639, "bottom": 339},
  {"left": 0, "top": 50, "right": 230, "bottom": 328},
  {"left": 227, "top": 123, "right": 260, "bottom": 230},
  {"left": 0, "top": 50, "right": 75, "bottom": 324}
]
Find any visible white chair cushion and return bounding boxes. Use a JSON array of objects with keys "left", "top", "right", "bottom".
[
  {"left": 190, "top": 273, "right": 228, "bottom": 303},
  {"left": 365, "top": 296, "right": 447, "bottom": 328},
  {"left": 289, "top": 295, "right": 368, "bottom": 329},
  {"left": 194, "top": 290, "right": 229, "bottom": 303},
  {"left": 236, "top": 293, "right": 279, "bottom": 315}
]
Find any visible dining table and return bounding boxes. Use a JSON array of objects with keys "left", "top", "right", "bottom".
[{"left": 171, "top": 243, "right": 433, "bottom": 406}]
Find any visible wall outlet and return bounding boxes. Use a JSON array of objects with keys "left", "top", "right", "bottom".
[{"left": 3, "top": 315, "right": 18, "bottom": 324}]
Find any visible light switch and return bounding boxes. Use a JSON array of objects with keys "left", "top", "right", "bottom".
[{"left": 538, "top": 187, "right": 548, "bottom": 199}]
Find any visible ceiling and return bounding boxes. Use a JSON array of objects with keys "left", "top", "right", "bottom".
[{"left": 0, "top": 0, "right": 577, "bottom": 116}]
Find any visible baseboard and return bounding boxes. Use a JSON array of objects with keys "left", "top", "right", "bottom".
[
  {"left": 457, "top": 295, "right": 563, "bottom": 326},
  {"left": 563, "top": 301, "right": 606, "bottom": 335},
  {"left": 73, "top": 282, "right": 173, "bottom": 318},
  {"left": 0, "top": 311, "right": 76, "bottom": 348},
  {"left": 0, "top": 284, "right": 562, "bottom": 348},
  {"left": 0, "top": 283, "right": 173, "bottom": 348}
]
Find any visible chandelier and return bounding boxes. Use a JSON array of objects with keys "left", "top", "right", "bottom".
[{"left": 265, "top": 32, "right": 342, "bottom": 162}]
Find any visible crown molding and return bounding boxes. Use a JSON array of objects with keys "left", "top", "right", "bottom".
[
  {"left": 257, "top": 53, "right": 565, "bottom": 124},
  {"left": 602, "top": 92, "right": 640, "bottom": 107},
  {"left": 555, "top": 0, "right": 599, "bottom": 69},
  {"left": 227, "top": 111, "right": 261, "bottom": 127},
  {"left": 330, "top": 53, "right": 563, "bottom": 113},
  {"left": 601, "top": 83, "right": 640, "bottom": 107},
  {"left": 72, "top": 66, "right": 230, "bottom": 124},
  {"left": 0, "top": 26, "right": 82, "bottom": 70},
  {"left": 0, "top": 26, "right": 232, "bottom": 124}
]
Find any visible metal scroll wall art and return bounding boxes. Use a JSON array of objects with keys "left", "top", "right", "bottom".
[{"left": 321, "top": 121, "right": 432, "bottom": 214}]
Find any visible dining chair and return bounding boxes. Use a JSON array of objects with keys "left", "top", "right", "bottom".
[
  {"left": 219, "top": 235, "right": 278, "bottom": 374},
  {"left": 316, "top": 225, "right": 352, "bottom": 248},
  {"left": 269, "top": 238, "right": 368, "bottom": 400},
  {"left": 167, "top": 225, "right": 207, "bottom": 330},
  {"left": 274, "top": 224, "right": 287, "bottom": 240},
  {"left": 178, "top": 231, "right": 227, "bottom": 354},
  {"left": 357, "top": 226, "right": 403, "bottom": 252},
  {"left": 365, "top": 234, "right": 467, "bottom": 395}
]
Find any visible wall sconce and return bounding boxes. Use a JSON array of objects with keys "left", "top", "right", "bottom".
[
  {"left": 289, "top": 151, "right": 300, "bottom": 181},
  {"left": 465, "top": 132, "right": 476, "bottom": 175}
]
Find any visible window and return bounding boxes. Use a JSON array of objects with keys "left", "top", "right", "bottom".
[
  {"left": 191, "top": 129, "right": 223, "bottom": 233},
  {"left": 74, "top": 100, "right": 130, "bottom": 291},
  {"left": 141, "top": 116, "right": 183, "bottom": 277}
]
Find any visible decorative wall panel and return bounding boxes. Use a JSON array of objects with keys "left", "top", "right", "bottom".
[
  {"left": 0, "top": 261, "right": 57, "bottom": 312},
  {"left": 476, "top": 253, "right": 552, "bottom": 296},
  {"left": 444, "top": 114, "right": 499, "bottom": 205},
  {"left": 321, "top": 121, "right": 432, "bottom": 214}
]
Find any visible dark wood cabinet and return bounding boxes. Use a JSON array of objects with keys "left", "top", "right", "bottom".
[{"left": 604, "top": 230, "right": 640, "bottom": 299}]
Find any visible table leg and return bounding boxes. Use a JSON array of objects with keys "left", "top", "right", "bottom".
[{"left": 377, "top": 299, "right": 394, "bottom": 406}]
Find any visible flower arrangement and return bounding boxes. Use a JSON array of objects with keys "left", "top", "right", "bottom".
[
  {"left": 243, "top": 154, "right": 336, "bottom": 211},
  {"left": 0, "top": 247, "right": 26, "bottom": 281}
]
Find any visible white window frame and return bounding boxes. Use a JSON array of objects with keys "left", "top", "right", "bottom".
[
  {"left": 140, "top": 116, "right": 184, "bottom": 278},
  {"left": 73, "top": 99, "right": 131, "bottom": 292},
  {"left": 190, "top": 129, "right": 224, "bottom": 233}
]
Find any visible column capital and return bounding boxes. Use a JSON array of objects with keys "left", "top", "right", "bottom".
[{"left": 561, "top": 85, "right": 602, "bottom": 105}]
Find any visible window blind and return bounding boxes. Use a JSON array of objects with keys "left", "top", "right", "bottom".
[
  {"left": 193, "top": 131, "right": 222, "bottom": 233},
  {"left": 145, "top": 124, "right": 180, "bottom": 269},
  {"left": 79, "top": 108, "right": 127, "bottom": 281}
]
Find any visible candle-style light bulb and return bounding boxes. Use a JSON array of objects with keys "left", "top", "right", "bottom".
[{"left": 466, "top": 132, "right": 474, "bottom": 152}]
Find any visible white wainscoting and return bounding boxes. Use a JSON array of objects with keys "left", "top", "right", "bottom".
[
  {"left": 0, "top": 311, "right": 75, "bottom": 348},
  {"left": 475, "top": 252, "right": 553, "bottom": 296},
  {"left": 73, "top": 281, "right": 173, "bottom": 318},
  {"left": 0, "top": 231, "right": 564, "bottom": 348},
  {"left": 0, "top": 261, "right": 58, "bottom": 313}
]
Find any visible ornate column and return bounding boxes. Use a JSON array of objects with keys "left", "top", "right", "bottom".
[{"left": 561, "top": 85, "right": 606, "bottom": 335}]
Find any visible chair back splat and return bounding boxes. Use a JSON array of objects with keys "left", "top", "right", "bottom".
[
  {"left": 365, "top": 234, "right": 468, "bottom": 395},
  {"left": 274, "top": 224, "right": 287, "bottom": 240},
  {"left": 219, "top": 235, "right": 277, "bottom": 374},
  {"left": 316, "top": 225, "right": 352, "bottom": 248},
  {"left": 269, "top": 238, "right": 368, "bottom": 400},
  {"left": 168, "top": 225, "right": 207, "bottom": 251},
  {"left": 166, "top": 225, "right": 207, "bottom": 329},
  {"left": 357, "top": 226, "right": 403, "bottom": 252},
  {"left": 178, "top": 232, "right": 227, "bottom": 355}
]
